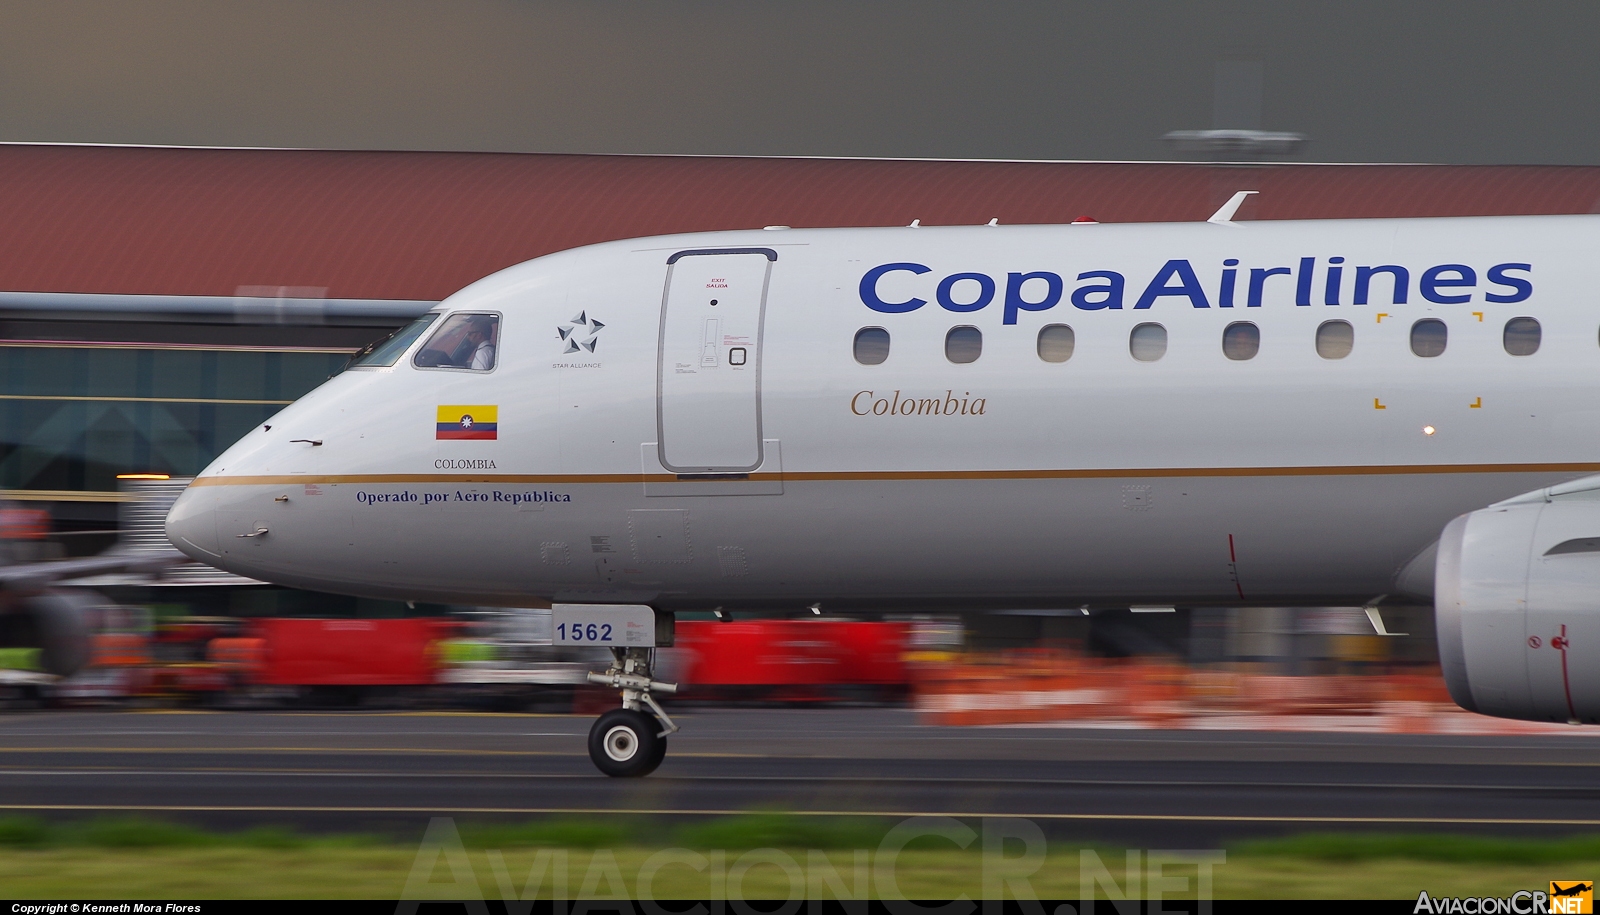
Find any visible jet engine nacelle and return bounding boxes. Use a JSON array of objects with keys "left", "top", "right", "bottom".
[
  {"left": 1436, "top": 475, "right": 1600, "bottom": 724},
  {"left": 0, "top": 589, "right": 98, "bottom": 677}
]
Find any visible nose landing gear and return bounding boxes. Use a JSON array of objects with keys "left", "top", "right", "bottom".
[{"left": 586, "top": 647, "right": 678, "bottom": 777}]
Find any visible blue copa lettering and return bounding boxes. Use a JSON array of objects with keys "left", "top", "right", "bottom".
[
  {"left": 859, "top": 259, "right": 1534, "bottom": 320},
  {"left": 358, "top": 490, "right": 572, "bottom": 506}
]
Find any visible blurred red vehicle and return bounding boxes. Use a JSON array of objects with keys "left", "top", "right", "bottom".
[
  {"left": 674, "top": 620, "right": 911, "bottom": 703},
  {"left": 239, "top": 618, "right": 457, "bottom": 687}
]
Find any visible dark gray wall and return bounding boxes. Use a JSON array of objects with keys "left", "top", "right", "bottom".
[{"left": 1, "top": 1, "right": 1593, "bottom": 164}]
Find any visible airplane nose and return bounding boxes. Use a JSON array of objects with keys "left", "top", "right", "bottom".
[{"left": 165, "top": 484, "right": 221, "bottom": 563}]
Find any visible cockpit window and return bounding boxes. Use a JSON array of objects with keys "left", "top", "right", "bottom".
[
  {"left": 348, "top": 314, "right": 439, "bottom": 368},
  {"left": 414, "top": 313, "right": 501, "bottom": 371}
]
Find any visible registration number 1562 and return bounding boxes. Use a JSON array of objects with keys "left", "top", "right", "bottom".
[
  {"left": 556, "top": 622, "right": 612, "bottom": 642},
  {"left": 551, "top": 604, "right": 657, "bottom": 647}
]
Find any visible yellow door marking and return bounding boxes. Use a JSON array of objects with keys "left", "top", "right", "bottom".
[
  {"left": 1472, "top": 311, "right": 1484, "bottom": 322},
  {"left": 1470, "top": 397, "right": 1482, "bottom": 409},
  {"left": 1376, "top": 312, "right": 1389, "bottom": 322},
  {"left": 1374, "top": 398, "right": 1387, "bottom": 410}
]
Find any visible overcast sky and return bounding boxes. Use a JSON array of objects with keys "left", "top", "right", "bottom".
[{"left": 1, "top": 1, "right": 1596, "bottom": 164}]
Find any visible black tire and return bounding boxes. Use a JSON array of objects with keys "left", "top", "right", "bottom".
[
  {"left": 647, "top": 725, "right": 669, "bottom": 770},
  {"left": 588, "top": 708, "right": 665, "bottom": 777}
]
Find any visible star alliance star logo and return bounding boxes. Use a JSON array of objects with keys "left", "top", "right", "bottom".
[{"left": 557, "top": 311, "right": 605, "bottom": 354}]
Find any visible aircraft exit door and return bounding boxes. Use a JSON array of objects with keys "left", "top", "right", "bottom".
[{"left": 656, "top": 248, "right": 774, "bottom": 472}]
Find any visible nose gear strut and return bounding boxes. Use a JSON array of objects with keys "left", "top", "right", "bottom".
[{"left": 585, "top": 646, "right": 678, "bottom": 777}]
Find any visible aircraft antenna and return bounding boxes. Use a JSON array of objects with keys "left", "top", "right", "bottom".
[{"left": 1207, "top": 190, "right": 1259, "bottom": 225}]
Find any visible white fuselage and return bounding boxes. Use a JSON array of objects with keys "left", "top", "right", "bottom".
[{"left": 166, "top": 215, "right": 1600, "bottom": 610}]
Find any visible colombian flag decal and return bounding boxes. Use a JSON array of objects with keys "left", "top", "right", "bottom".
[{"left": 437, "top": 405, "right": 498, "bottom": 440}]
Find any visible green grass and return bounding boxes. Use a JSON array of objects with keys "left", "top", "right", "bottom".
[
  {"left": 458, "top": 818, "right": 634, "bottom": 849},
  {"left": 3, "top": 815, "right": 1599, "bottom": 899},
  {"left": 0, "top": 813, "right": 1022, "bottom": 854},
  {"left": 0, "top": 815, "right": 385, "bottom": 850},
  {"left": 0, "top": 815, "right": 50, "bottom": 847},
  {"left": 1236, "top": 831, "right": 1600, "bottom": 864},
  {"left": 671, "top": 813, "right": 906, "bottom": 850},
  {"left": 0, "top": 846, "right": 1587, "bottom": 900},
  {"left": 9, "top": 813, "right": 1600, "bottom": 864}
]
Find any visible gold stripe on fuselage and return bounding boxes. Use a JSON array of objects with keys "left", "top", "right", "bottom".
[{"left": 185, "top": 462, "right": 1600, "bottom": 487}]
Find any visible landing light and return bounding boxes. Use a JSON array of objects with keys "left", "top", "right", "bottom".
[{"left": 1423, "top": 426, "right": 1437, "bottom": 436}]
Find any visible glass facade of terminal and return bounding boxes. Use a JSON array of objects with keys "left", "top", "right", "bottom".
[{"left": 0, "top": 341, "right": 351, "bottom": 495}]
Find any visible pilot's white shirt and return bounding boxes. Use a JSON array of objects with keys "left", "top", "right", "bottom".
[{"left": 470, "top": 343, "right": 495, "bottom": 370}]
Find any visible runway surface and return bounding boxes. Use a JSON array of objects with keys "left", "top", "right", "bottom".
[{"left": 2, "top": 707, "right": 1599, "bottom": 845}]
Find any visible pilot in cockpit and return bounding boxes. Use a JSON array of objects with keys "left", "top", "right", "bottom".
[
  {"left": 459, "top": 317, "right": 497, "bottom": 370},
  {"left": 412, "top": 313, "right": 499, "bottom": 370}
]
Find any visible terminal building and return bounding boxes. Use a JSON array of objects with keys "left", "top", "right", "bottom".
[{"left": 6, "top": 143, "right": 1597, "bottom": 653}]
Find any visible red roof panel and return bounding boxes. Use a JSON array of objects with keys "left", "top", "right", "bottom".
[{"left": 1, "top": 145, "right": 1597, "bottom": 301}]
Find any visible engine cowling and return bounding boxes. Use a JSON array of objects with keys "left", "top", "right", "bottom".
[
  {"left": 0, "top": 589, "right": 98, "bottom": 677},
  {"left": 1436, "top": 474, "right": 1600, "bottom": 724}
]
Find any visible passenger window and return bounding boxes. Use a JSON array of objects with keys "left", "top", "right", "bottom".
[
  {"left": 945, "top": 326, "right": 982, "bottom": 364},
  {"left": 349, "top": 314, "right": 439, "bottom": 368},
  {"left": 1037, "top": 324, "right": 1075, "bottom": 363},
  {"left": 414, "top": 313, "right": 501, "bottom": 370},
  {"left": 853, "top": 327, "right": 890, "bottom": 365},
  {"left": 1129, "top": 323, "right": 1167, "bottom": 362},
  {"left": 1410, "top": 318, "right": 1447, "bottom": 357},
  {"left": 1503, "top": 317, "right": 1540, "bottom": 356},
  {"left": 1315, "top": 320, "right": 1353, "bottom": 359},
  {"left": 1222, "top": 322, "right": 1259, "bottom": 361}
]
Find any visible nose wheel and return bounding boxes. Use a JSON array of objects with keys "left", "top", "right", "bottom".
[
  {"left": 589, "top": 708, "right": 668, "bottom": 777},
  {"left": 585, "top": 647, "right": 678, "bottom": 777}
]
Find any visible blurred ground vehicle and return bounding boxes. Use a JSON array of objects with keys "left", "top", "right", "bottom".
[{"left": 671, "top": 619, "right": 915, "bottom": 705}]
